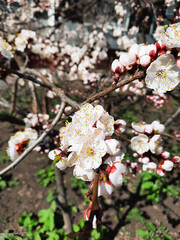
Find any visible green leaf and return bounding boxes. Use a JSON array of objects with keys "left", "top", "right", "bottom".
[
  {"left": 38, "top": 208, "right": 54, "bottom": 231},
  {"left": 46, "top": 190, "right": 54, "bottom": 203},
  {"left": 50, "top": 201, "right": 57, "bottom": 211},
  {"left": 71, "top": 206, "right": 78, "bottom": 213},
  {"left": 136, "top": 229, "right": 149, "bottom": 240},
  {"left": 73, "top": 224, "right": 80, "bottom": 232},
  {"left": 9, "top": 179, "right": 20, "bottom": 187},
  {"left": 80, "top": 219, "right": 85, "bottom": 228},
  {"left": 53, "top": 155, "right": 61, "bottom": 164},
  {"left": 163, "top": 232, "right": 175, "bottom": 240},
  {"left": 33, "top": 231, "right": 41, "bottom": 240},
  {"left": 46, "top": 231, "right": 60, "bottom": 240},
  {"left": 91, "top": 229, "right": 101, "bottom": 239},
  {"left": 145, "top": 221, "right": 156, "bottom": 232},
  {"left": 0, "top": 179, "right": 7, "bottom": 190},
  {"left": 141, "top": 181, "right": 154, "bottom": 190}
]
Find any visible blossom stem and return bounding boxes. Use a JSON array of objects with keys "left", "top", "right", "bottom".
[
  {"left": 114, "top": 131, "right": 131, "bottom": 143},
  {"left": 89, "top": 172, "right": 100, "bottom": 223}
]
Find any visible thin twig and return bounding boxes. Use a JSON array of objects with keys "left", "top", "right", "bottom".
[
  {"left": 114, "top": 131, "right": 131, "bottom": 143},
  {"left": 82, "top": 70, "right": 145, "bottom": 105},
  {"left": 164, "top": 107, "right": 180, "bottom": 127},
  {"left": 0, "top": 101, "right": 66, "bottom": 176},
  {"left": 29, "top": 82, "right": 39, "bottom": 114},
  {"left": 9, "top": 77, "right": 19, "bottom": 115}
]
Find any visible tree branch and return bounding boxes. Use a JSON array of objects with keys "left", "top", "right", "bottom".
[
  {"left": 1, "top": 66, "right": 79, "bottom": 109},
  {"left": 54, "top": 167, "right": 73, "bottom": 233},
  {"left": 164, "top": 106, "right": 180, "bottom": 127}
]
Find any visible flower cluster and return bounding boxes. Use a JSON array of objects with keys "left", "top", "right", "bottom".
[
  {"left": 7, "top": 128, "right": 38, "bottom": 161},
  {"left": 146, "top": 91, "right": 169, "bottom": 109},
  {"left": 111, "top": 23, "right": 180, "bottom": 94},
  {"left": 24, "top": 113, "right": 49, "bottom": 128},
  {"left": 130, "top": 120, "right": 180, "bottom": 176},
  {"left": 15, "top": 29, "right": 37, "bottom": 52},
  {"left": 118, "top": 79, "right": 147, "bottom": 98},
  {"left": 51, "top": 105, "right": 72, "bottom": 116},
  {"left": 49, "top": 104, "right": 127, "bottom": 195},
  {"left": 23, "top": 113, "right": 60, "bottom": 154}
]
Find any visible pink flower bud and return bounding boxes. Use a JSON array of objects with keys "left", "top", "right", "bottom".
[
  {"left": 141, "top": 156, "right": 150, "bottom": 164},
  {"left": 114, "top": 119, "right": 126, "bottom": 133},
  {"left": 171, "top": 156, "right": 180, "bottom": 164},
  {"left": 157, "top": 167, "right": 165, "bottom": 176},
  {"left": 161, "top": 150, "right": 170, "bottom": 159},
  {"left": 162, "top": 160, "right": 174, "bottom": 171},
  {"left": 111, "top": 59, "right": 124, "bottom": 73},
  {"left": 139, "top": 55, "right": 151, "bottom": 67}
]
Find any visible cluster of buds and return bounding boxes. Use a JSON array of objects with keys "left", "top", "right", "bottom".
[
  {"left": 126, "top": 160, "right": 141, "bottom": 176},
  {"left": 119, "top": 79, "right": 147, "bottom": 96},
  {"left": 15, "top": 29, "right": 37, "bottom": 52},
  {"left": 35, "top": 130, "right": 59, "bottom": 154},
  {"left": 172, "top": 132, "right": 180, "bottom": 138},
  {"left": 49, "top": 104, "right": 127, "bottom": 197},
  {"left": 24, "top": 113, "right": 49, "bottom": 129},
  {"left": 51, "top": 105, "right": 72, "bottom": 116},
  {"left": 146, "top": 91, "right": 169, "bottom": 109},
  {"left": 23, "top": 113, "right": 60, "bottom": 154},
  {"left": 111, "top": 23, "right": 180, "bottom": 94},
  {"left": 130, "top": 120, "right": 180, "bottom": 176}
]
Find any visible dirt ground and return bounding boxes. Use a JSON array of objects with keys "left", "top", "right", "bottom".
[{"left": 0, "top": 120, "right": 180, "bottom": 240}]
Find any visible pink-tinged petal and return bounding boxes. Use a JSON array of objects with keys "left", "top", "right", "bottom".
[
  {"left": 98, "top": 181, "right": 113, "bottom": 196},
  {"left": 162, "top": 160, "right": 174, "bottom": 171}
]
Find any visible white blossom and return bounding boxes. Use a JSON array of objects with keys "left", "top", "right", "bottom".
[
  {"left": 98, "top": 181, "right": 113, "bottom": 196},
  {"left": 149, "top": 135, "right": 163, "bottom": 155},
  {"left": 132, "top": 121, "right": 146, "bottom": 133},
  {"left": 73, "top": 165, "right": 94, "bottom": 181},
  {"left": 131, "top": 134, "right": 149, "bottom": 155},
  {"left": 161, "top": 23, "right": 180, "bottom": 48},
  {"left": 7, "top": 128, "right": 38, "bottom": 161},
  {"left": 0, "top": 37, "right": 13, "bottom": 58},
  {"left": 145, "top": 54, "right": 180, "bottom": 93},
  {"left": 105, "top": 139, "right": 121, "bottom": 156},
  {"left": 151, "top": 120, "right": 165, "bottom": 133},
  {"left": 142, "top": 162, "right": 157, "bottom": 172},
  {"left": 109, "top": 162, "right": 127, "bottom": 186}
]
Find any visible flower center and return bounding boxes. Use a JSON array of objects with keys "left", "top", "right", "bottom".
[
  {"left": 86, "top": 148, "right": 94, "bottom": 156},
  {"left": 15, "top": 139, "right": 29, "bottom": 155},
  {"left": 156, "top": 69, "right": 165, "bottom": 77}
]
